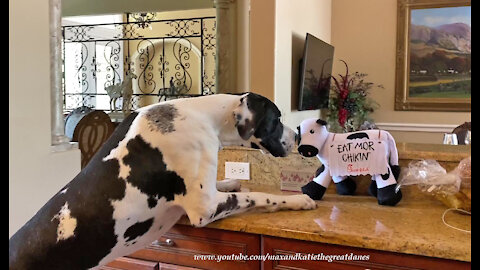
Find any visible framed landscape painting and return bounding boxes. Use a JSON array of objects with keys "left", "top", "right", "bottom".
[{"left": 395, "top": 0, "right": 471, "bottom": 111}]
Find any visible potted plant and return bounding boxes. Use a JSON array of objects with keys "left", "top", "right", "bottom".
[{"left": 327, "top": 60, "right": 382, "bottom": 133}]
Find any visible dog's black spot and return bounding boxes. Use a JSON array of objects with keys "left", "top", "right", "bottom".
[
  {"left": 381, "top": 168, "right": 391, "bottom": 180},
  {"left": 9, "top": 113, "right": 139, "bottom": 270},
  {"left": 296, "top": 126, "right": 302, "bottom": 143},
  {"left": 147, "top": 197, "right": 157, "bottom": 208},
  {"left": 144, "top": 104, "right": 179, "bottom": 133},
  {"left": 346, "top": 132, "right": 369, "bottom": 140},
  {"left": 315, "top": 165, "right": 325, "bottom": 177},
  {"left": 246, "top": 199, "right": 249, "bottom": 202},
  {"left": 282, "top": 201, "right": 286, "bottom": 204},
  {"left": 247, "top": 200, "right": 256, "bottom": 207},
  {"left": 266, "top": 199, "right": 270, "bottom": 204},
  {"left": 214, "top": 195, "right": 238, "bottom": 218},
  {"left": 200, "top": 184, "right": 203, "bottom": 189},
  {"left": 124, "top": 218, "right": 154, "bottom": 242},
  {"left": 251, "top": 142, "right": 260, "bottom": 149},
  {"left": 199, "top": 218, "right": 202, "bottom": 223},
  {"left": 122, "top": 135, "right": 187, "bottom": 201},
  {"left": 272, "top": 202, "right": 277, "bottom": 206}
]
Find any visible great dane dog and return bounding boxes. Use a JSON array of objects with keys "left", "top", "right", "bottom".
[{"left": 9, "top": 93, "right": 317, "bottom": 270}]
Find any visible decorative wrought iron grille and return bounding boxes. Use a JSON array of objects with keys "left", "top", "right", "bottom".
[{"left": 62, "top": 15, "right": 216, "bottom": 113}]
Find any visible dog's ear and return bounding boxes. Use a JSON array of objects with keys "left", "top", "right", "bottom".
[
  {"left": 233, "top": 94, "right": 261, "bottom": 140},
  {"left": 296, "top": 125, "right": 301, "bottom": 143}
]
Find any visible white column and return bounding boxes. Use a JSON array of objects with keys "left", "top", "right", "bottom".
[{"left": 50, "top": 0, "right": 76, "bottom": 151}]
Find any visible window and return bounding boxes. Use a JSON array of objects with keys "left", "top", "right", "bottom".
[{"left": 61, "top": 12, "right": 217, "bottom": 115}]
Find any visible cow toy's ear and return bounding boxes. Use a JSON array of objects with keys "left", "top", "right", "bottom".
[{"left": 316, "top": 119, "right": 327, "bottom": 126}]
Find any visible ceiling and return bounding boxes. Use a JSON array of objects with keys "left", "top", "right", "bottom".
[{"left": 62, "top": 0, "right": 214, "bottom": 17}]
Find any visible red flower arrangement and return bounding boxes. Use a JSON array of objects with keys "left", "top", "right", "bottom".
[{"left": 327, "top": 60, "right": 382, "bottom": 133}]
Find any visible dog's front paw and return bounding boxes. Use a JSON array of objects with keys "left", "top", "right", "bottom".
[
  {"left": 216, "top": 179, "right": 242, "bottom": 192},
  {"left": 288, "top": 194, "right": 317, "bottom": 210}
]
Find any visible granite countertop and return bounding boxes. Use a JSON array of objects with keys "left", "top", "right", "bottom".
[
  {"left": 396, "top": 142, "right": 471, "bottom": 162},
  {"left": 177, "top": 183, "right": 471, "bottom": 262}
]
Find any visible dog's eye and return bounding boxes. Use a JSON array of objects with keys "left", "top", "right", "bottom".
[{"left": 310, "top": 129, "right": 315, "bottom": 134}]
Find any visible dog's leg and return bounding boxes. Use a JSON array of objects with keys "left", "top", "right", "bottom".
[
  {"left": 216, "top": 179, "right": 242, "bottom": 192},
  {"left": 186, "top": 191, "right": 317, "bottom": 227}
]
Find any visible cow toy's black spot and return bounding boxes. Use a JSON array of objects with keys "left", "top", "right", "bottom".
[
  {"left": 124, "top": 218, "right": 154, "bottom": 242},
  {"left": 315, "top": 165, "right": 325, "bottom": 177},
  {"left": 381, "top": 168, "right": 391, "bottom": 180},
  {"left": 122, "top": 135, "right": 187, "bottom": 201},
  {"left": 9, "top": 113, "right": 139, "bottom": 270},
  {"left": 347, "top": 132, "right": 369, "bottom": 140},
  {"left": 144, "top": 104, "right": 179, "bottom": 134},
  {"left": 316, "top": 119, "right": 327, "bottom": 126}
]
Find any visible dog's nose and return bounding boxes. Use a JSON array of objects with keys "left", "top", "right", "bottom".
[{"left": 297, "top": 145, "right": 318, "bottom": 157}]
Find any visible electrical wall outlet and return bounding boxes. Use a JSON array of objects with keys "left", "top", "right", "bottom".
[{"left": 225, "top": 162, "right": 250, "bottom": 180}]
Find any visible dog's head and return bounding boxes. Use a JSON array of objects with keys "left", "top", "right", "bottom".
[
  {"left": 296, "top": 118, "right": 329, "bottom": 157},
  {"left": 233, "top": 93, "right": 296, "bottom": 157}
]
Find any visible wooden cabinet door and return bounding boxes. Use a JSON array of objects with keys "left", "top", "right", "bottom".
[
  {"left": 262, "top": 236, "right": 470, "bottom": 270},
  {"left": 100, "top": 257, "right": 158, "bottom": 270},
  {"left": 129, "top": 224, "right": 261, "bottom": 270}
]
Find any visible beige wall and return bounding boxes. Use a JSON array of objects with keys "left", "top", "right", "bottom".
[
  {"left": 331, "top": 0, "right": 470, "bottom": 143},
  {"left": 10, "top": 0, "right": 81, "bottom": 237},
  {"left": 249, "top": 0, "right": 276, "bottom": 101},
  {"left": 274, "top": 0, "right": 332, "bottom": 129}
]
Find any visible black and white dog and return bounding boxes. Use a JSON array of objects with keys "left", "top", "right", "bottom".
[{"left": 9, "top": 93, "right": 316, "bottom": 270}]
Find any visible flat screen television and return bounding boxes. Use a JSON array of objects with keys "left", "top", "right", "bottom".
[{"left": 298, "top": 33, "right": 334, "bottom": 111}]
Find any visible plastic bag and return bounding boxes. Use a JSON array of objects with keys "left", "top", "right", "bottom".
[
  {"left": 452, "top": 156, "right": 471, "bottom": 189},
  {"left": 396, "top": 159, "right": 461, "bottom": 195}
]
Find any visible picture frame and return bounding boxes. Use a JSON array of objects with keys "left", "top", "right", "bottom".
[{"left": 395, "top": 0, "right": 471, "bottom": 111}]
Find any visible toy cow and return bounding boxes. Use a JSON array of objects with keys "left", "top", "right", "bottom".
[{"left": 296, "top": 118, "right": 402, "bottom": 206}]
